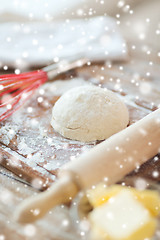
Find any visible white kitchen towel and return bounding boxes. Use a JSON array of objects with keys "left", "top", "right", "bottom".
[{"left": 0, "top": 16, "right": 128, "bottom": 68}]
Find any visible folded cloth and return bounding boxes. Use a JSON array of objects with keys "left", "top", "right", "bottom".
[{"left": 0, "top": 16, "right": 128, "bottom": 69}]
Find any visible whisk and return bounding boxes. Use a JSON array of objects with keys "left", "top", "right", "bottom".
[{"left": 0, "top": 58, "right": 88, "bottom": 122}]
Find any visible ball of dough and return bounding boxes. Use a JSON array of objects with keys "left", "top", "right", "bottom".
[{"left": 51, "top": 85, "right": 129, "bottom": 142}]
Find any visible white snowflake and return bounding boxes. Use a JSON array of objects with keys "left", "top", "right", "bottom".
[
  {"left": 31, "top": 178, "right": 43, "bottom": 189},
  {"left": 24, "top": 224, "right": 37, "bottom": 237},
  {"left": 152, "top": 171, "right": 159, "bottom": 178},
  {"left": 139, "top": 82, "right": 152, "bottom": 95},
  {"left": 134, "top": 178, "right": 147, "bottom": 190},
  {"left": 0, "top": 235, "right": 5, "bottom": 240}
]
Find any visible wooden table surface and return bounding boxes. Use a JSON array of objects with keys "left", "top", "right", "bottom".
[
  {"left": 0, "top": 41, "right": 160, "bottom": 239},
  {"left": 0, "top": 166, "right": 84, "bottom": 240}
]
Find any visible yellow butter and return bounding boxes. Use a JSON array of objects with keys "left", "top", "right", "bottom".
[
  {"left": 87, "top": 184, "right": 123, "bottom": 207},
  {"left": 89, "top": 217, "right": 157, "bottom": 240},
  {"left": 131, "top": 188, "right": 160, "bottom": 217},
  {"left": 87, "top": 184, "right": 160, "bottom": 216},
  {"left": 88, "top": 190, "right": 157, "bottom": 240}
]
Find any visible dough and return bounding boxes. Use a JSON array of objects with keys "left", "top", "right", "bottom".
[{"left": 51, "top": 85, "right": 129, "bottom": 142}]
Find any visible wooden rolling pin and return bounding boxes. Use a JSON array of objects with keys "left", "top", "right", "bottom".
[{"left": 15, "top": 108, "right": 160, "bottom": 223}]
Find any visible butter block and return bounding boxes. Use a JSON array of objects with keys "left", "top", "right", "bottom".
[
  {"left": 87, "top": 184, "right": 160, "bottom": 216},
  {"left": 87, "top": 184, "right": 123, "bottom": 207},
  {"left": 89, "top": 190, "right": 157, "bottom": 240},
  {"left": 132, "top": 188, "right": 160, "bottom": 217}
]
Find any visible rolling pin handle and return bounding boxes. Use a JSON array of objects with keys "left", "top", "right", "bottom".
[{"left": 14, "top": 174, "right": 79, "bottom": 223}]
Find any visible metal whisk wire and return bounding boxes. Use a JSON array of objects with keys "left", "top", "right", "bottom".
[
  {"left": 0, "top": 70, "right": 47, "bottom": 121},
  {"left": 0, "top": 58, "right": 88, "bottom": 121}
]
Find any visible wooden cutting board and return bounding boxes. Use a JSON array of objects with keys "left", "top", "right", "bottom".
[{"left": 0, "top": 43, "right": 160, "bottom": 190}]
